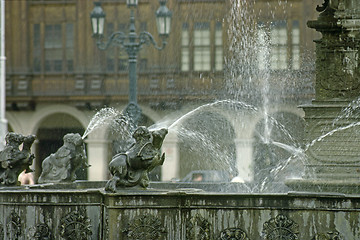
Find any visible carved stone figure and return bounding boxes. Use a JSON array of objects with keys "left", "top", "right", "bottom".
[
  {"left": 0, "top": 132, "right": 36, "bottom": 186},
  {"left": 38, "top": 133, "right": 88, "bottom": 183},
  {"left": 105, "top": 126, "right": 168, "bottom": 192}
]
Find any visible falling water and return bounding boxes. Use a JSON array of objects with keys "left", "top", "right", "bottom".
[
  {"left": 167, "top": 99, "right": 258, "bottom": 130},
  {"left": 332, "top": 97, "right": 360, "bottom": 126},
  {"left": 82, "top": 107, "right": 123, "bottom": 139}
]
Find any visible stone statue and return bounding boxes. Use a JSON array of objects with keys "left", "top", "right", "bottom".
[
  {"left": 0, "top": 132, "right": 36, "bottom": 185},
  {"left": 105, "top": 126, "right": 168, "bottom": 192},
  {"left": 38, "top": 133, "right": 88, "bottom": 183}
]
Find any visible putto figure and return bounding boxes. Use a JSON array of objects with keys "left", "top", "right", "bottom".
[
  {"left": 105, "top": 126, "right": 168, "bottom": 192},
  {"left": 0, "top": 132, "right": 36, "bottom": 185},
  {"left": 38, "top": 133, "right": 88, "bottom": 183}
]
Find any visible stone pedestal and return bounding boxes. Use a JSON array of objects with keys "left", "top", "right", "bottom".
[
  {"left": 287, "top": 100, "right": 360, "bottom": 193},
  {"left": 287, "top": 101, "right": 360, "bottom": 193},
  {"left": 303, "top": 101, "right": 360, "bottom": 179},
  {"left": 2, "top": 183, "right": 360, "bottom": 239},
  {"left": 287, "top": 0, "right": 360, "bottom": 193}
]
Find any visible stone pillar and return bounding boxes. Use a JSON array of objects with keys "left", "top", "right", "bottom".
[
  {"left": 86, "top": 138, "right": 110, "bottom": 181},
  {"left": 161, "top": 130, "right": 179, "bottom": 181},
  {"left": 0, "top": 0, "right": 7, "bottom": 150},
  {"left": 287, "top": 0, "right": 360, "bottom": 193}
]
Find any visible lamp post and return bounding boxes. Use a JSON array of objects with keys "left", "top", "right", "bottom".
[{"left": 90, "top": 0, "right": 172, "bottom": 125}]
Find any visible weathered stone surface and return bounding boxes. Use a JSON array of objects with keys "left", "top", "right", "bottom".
[
  {"left": 0, "top": 132, "right": 36, "bottom": 186},
  {"left": 38, "top": 133, "right": 88, "bottom": 183},
  {"left": 308, "top": 0, "right": 360, "bottom": 100},
  {"left": 105, "top": 126, "right": 168, "bottom": 192},
  {"left": 293, "top": 0, "right": 360, "bottom": 192},
  {"left": 1, "top": 183, "right": 360, "bottom": 239}
]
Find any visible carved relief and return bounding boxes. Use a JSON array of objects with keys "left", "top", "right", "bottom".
[
  {"left": 59, "top": 210, "right": 92, "bottom": 240},
  {"left": 186, "top": 213, "right": 212, "bottom": 240},
  {"left": 32, "top": 223, "right": 52, "bottom": 240},
  {"left": 0, "top": 222, "right": 4, "bottom": 240},
  {"left": 104, "top": 210, "right": 109, "bottom": 240},
  {"left": 262, "top": 214, "right": 299, "bottom": 240},
  {"left": 312, "top": 230, "right": 344, "bottom": 240},
  {"left": 219, "top": 227, "right": 249, "bottom": 240},
  {"left": 123, "top": 214, "right": 166, "bottom": 240},
  {"left": 6, "top": 211, "right": 22, "bottom": 240}
]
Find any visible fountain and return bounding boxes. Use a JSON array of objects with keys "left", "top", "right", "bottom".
[
  {"left": 286, "top": 0, "right": 360, "bottom": 193},
  {"left": 2, "top": 0, "right": 360, "bottom": 239}
]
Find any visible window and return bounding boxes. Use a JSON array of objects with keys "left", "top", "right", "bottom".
[
  {"left": 139, "top": 59, "right": 147, "bottom": 72},
  {"left": 106, "top": 23, "right": 115, "bottom": 72},
  {"left": 118, "top": 59, "right": 128, "bottom": 72},
  {"left": 291, "top": 21, "right": 300, "bottom": 70},
  {"left": 33, "top": 23, "right": 74, "bottom": 73},
  {"left": 181, "top": 23, "right": 190, "bottom": 71},
  {"left": 257, "top": 22, "right": 268, "bottom": 71},
  {"left": 181, "top": 22, "right": 222, "bottom": 72},
  {"left": 118, "top": 23, "right": 128, "bottom": 72},
  {"left": 215, "top": 22, "right": 223, "bottom": 71},
  {"left": 105, "top": 22, "right": 133, "bottom": 73},
  {"left": 194, "top": 22, "right": 210, "bottom": 71},
  {"left": 66, "top": 23, "right": 74, "bottom": 72},
  {"left": 33, "top": 24, "right": 41, "bottom": 72},
  {"left": 270, "top": 21, "right": 287, "bottom": 70},
  {"left": 140, "top": 22, "right": 147, "bottom": 32},
  {"left": 45, "top": 24, "right": 62, "bottom": 72},
  {"left": 256, "top": 20, "right": 301, "bottom": 71}
]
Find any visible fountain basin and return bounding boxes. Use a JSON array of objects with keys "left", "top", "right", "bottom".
[{"left": 1, "top": 182, "right": 360, "bottom": 239}]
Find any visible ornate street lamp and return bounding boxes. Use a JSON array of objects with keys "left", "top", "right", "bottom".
[
  {"left": 126, "top": 0, "right": 138, "bottom": 7},
  {"left": 90, "top": 2, "right": 105, "bottom": 38},
  {"left": 156, "top": 0, "right": 172, "bottom": 37},
  {"left": 90, "top": 1, "right": 172, "bottom": 125}
]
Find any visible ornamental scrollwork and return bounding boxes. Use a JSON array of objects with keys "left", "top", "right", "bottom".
[
  {"left": 186, "top": 213, "right": 212, "bottom": 240},
  {"left": 219, "top": 227, "right": 249, "bottom": 240},
  {"left": 262, "top": 214, "right": 299, "bottom": 240},
  {"left": 59, "top": 210, "right": 92, "bottom": 240},
  {"left": 312, "top": 230, "right": 344, "bottom": 240},
  {"left": 6, "top": 211, "right": 22, "bottom": 240},
  {"left": 123, "top": 214, "right": 166, "bottom": 240}
]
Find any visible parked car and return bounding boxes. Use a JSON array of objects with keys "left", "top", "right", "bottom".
[{"left": 180, "top": 170, "right": 231, "bottom": 182}]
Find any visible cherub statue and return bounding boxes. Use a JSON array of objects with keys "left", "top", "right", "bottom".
[
  {"left": 0, "top": 132, "right": 36, "bottom": 185},
  {"left": 38, "top": 133, "right": 88, "bottom": 183},
  {"left": 105, "top": 126, "right": 168, "bottom": 192}
]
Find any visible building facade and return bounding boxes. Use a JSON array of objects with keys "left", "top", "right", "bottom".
[{"left": 5, "top": 0, "right": 318, "bottom": 183}]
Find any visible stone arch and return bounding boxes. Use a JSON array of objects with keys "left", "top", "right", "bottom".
[
  {"left": 5, "top": 112, "right": 23, "bottom": 133},
  {"left": 177, "top": 111, "right": 237, "bottom": 179},
  {"left": 33, "top": 110, "right": 87, "bottom": 181},
  {"left": 138, "top": 105, "right": 162, "bottom": 125},
  {"left": 252, "top": 111, "right": 305, "bottom": 189},
  {"left": 29, "top": 104, "right": 88, "bottom": 135}
]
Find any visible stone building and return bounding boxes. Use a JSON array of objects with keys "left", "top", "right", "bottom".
[{"left": 5, "top": 0, "right": 318, "bottom": 182}]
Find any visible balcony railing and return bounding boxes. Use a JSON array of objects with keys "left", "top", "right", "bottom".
[
  {"left": 6, "top": 70, "right": 314, "bottom": 109},
  {"left": 5, "top": 72, "right": 225, "bottom": 99}
]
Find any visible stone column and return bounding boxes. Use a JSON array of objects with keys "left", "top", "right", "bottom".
[
  {"left": 287, "top": 0, "right": 360, "bottom": 193},
  {"left": 161, "top": 130, "right": 179, "bottom": 181},
  {"left": 0, "top": 0, "right": 7, "bottom": 149},
  {"left": 86, "top": 138, "right": 110, "bottom": 181}
]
